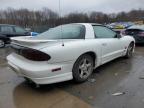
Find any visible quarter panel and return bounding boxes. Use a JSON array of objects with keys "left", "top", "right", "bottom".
[{"left": 41, "top": 39, "right": 102, "bottom": 67}]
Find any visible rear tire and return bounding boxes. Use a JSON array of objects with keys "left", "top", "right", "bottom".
[
  {"left": 0, "top": 40, "right": 5, "bottom": 48},
  {"left": 72, "top": 54, "right": 94, "bottom": 83},
  {"left": 124, "top": 42, "right": 134, "bottom": 58}
]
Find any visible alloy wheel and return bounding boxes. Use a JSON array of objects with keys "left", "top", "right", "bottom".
[
  {"left": 78, "top": 58, "right": 93, "bottom": 79},
  {"left": 127, "top": 44, "right": 133, "bottom": 57}
]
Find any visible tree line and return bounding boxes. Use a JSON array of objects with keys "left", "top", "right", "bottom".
[{"left": 0, "top": 7, "right": 144, "bottom": 32}]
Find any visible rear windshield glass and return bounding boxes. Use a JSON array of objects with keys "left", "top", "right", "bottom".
[{"left": 35, "top": 24, "right": 85, "bottom": 39}]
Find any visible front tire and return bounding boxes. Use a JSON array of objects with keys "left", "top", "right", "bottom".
[
  {"left": 0, "top": 40, "right": 5, "bottom": 48},
  {"left": 125, "top": 42, "right": 134, "bottom": 58},
  {"left": 72, "top": 54, "right": 94, "bottom": 83}
]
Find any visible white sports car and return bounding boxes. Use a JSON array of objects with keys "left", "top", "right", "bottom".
[{"left": 7, "top": 23, "right": 135, "bottom": 85}]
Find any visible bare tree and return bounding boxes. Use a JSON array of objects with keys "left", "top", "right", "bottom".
[{"left": 0, "top": 7, "right": 143, "bottom": 32}]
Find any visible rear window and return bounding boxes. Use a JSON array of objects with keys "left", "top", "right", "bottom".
[
  {"left": 0, "top": 26, "right": 14, "bottom": 34},
  {"left": 35, "top": 24, "right": 85, "bottom": 39}
]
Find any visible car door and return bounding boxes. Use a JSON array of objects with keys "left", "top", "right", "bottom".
[{"left": 93, "top": 25, "right": 124, "bottom": 64}]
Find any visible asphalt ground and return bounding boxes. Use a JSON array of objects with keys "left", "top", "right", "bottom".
[{"left": 0, "top": 45, "right": 144, "bottom": 108}]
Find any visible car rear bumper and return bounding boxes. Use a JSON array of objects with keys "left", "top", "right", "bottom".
[{"left": 7, "top": 53, "right": 73, "bottom": 84}]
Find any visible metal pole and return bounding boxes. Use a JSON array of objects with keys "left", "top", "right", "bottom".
[{"left": 59, "top": 0, "right": 64, "bottom": 46}]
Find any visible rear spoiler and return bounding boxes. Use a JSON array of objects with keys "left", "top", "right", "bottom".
[
  {"left": 10, "top": 36, "right": 58, "bottom": 49},
  {"left": 11, "top": 36, "right": 56, "bottom": 43}
]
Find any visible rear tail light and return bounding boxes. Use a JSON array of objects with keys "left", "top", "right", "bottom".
[
  {"left": 20, "top": 49, "right": 51, "bottom": 61},
  {"left": 11, "top": 45, "right": 51, "bottom": 61},
  {"left": 138, "top": 31, "right": 144, "bottom": 37}
]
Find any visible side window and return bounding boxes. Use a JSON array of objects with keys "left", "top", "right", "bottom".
[
  {"left": 0, "top": 26, "right": 14, "bottom": 34},
  {"left": 93, "top": 26, "right": 117, "bottom": 38},
  {"left": 14, "top": 26, "right": 25, "bottom": 34}
]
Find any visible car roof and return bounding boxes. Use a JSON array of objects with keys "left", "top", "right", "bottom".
[{"left": 0, "top": 24, "right": 16, "bottom": 27}]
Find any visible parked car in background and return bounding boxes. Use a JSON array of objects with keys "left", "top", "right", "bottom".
[
  {"left": 124, "top": 25, "right": 144, "bottom": 43},
  {"left": 0, "top": 24, "right": 31, "bottom": 48},
  {"left": 7, "top": 23, "right": 135, "bottom": 85},
  {"left": 112, "top": 28, "right": 125, "bottom": 35},
  {"left": 107, "top": 22, "right": 135, "bottom": 35},
  {"left": 107, "top": 22, "right": 134, "bottom": 29}
]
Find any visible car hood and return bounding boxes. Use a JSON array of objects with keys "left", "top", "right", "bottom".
[{"left": 10, "top": 36, "right": 80, "bottom": 49}]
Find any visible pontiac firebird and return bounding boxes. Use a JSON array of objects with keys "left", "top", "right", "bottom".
[{"left": 7, "top": 23, "right": 135, "bottom": 85}]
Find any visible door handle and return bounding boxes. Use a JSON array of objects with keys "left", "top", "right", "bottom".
[{"left": 102, "top": 43, "right": 107, "bottom": 46}]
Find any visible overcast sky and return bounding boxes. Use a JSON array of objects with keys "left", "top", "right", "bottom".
[{"left": 0, "top": 0, "right": 144, "bottom": 14}]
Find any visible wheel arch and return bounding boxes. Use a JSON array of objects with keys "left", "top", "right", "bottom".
[
  {"left": 130, "top": 41, "right": 135, "bottom": 45},
  {"left": 130, "top": 41, "right": 135, "bottom": 51},
  {"left": 73, "top": 51, "right": 97, "bottom": 68},
  {"left": 129, "top": 41, "right": 135, "bottom": 50}
]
